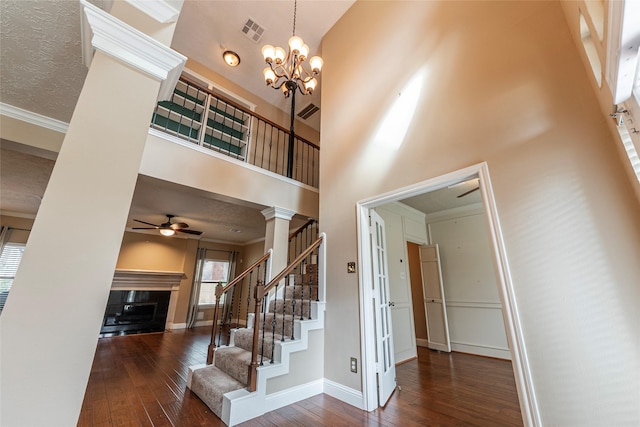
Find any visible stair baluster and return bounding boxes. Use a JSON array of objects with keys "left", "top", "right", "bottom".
[
  {"left": 248, "top": 282, "right": 264, "bottom": 391},
  {"left": 207, "top": 282, "right": 224, "bottom": 364}
]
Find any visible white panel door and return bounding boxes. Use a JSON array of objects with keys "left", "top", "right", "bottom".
[
  {"left": 419, "top": 244, "right": 451, "bottom": 352},
  {"left": 377, "top": 207, "right": 417, "bottom": 363},
  {"left": 370, "top": 210, "right": 396, "bottom": 406}
]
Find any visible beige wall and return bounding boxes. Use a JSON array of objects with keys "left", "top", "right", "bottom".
[
  {"left": 320, "top": 1, "right": 640, "bottom": 425},
  {"left": 141, "top": 134, "right": 319, "bottom": 220}
]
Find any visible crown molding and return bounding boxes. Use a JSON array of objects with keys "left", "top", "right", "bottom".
[
  {"left": 0, "top": 103, "right": 69, "bottom": 134},
  {"left": 80, "top": 0, "right": 186, "bottom": 101},
  {"left": 124, "top": 0, "right": 183, "bottom": 23}
]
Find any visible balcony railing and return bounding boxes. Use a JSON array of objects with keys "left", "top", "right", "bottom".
[{"left": 150, "top": 77, "right": 320, "bottom": 188}]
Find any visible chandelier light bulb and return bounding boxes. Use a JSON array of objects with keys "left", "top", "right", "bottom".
[
  {"left": 304, "top": 78, "right": 317, "bottom": 94},
  {"left": 263, "top": 67, "right": 276, "bottom": 85},
  {"left": 309, "top": 56, "right": 323, "bottom": 74},
  {"left": 274, "top": 47, "right": 286, "bottom": 64},
  {"left": 262, "top": 45, "right": 275, "bottom": 62},
  {"left": 299, "top": 44, "right": 309, "bottom": 60},
  {"left": 288, "top": 35, "right": 304, "bottom": 54}
]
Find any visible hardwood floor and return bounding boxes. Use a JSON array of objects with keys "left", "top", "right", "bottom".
[{"left": 78, "top": 327, "right": 522, "bottom": 426}]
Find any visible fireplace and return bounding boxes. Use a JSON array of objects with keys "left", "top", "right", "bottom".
[
  {"left": 100, "top": 269, "right": 186, "bottom": 337},
  {"left": 100, "top": 290, "right": 171, "bottom": 336}
]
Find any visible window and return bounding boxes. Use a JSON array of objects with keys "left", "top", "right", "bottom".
[
  {"left": 0, "top": 243, "right": 25, "bottom": 314},
  {"left": 150, "top": 79, "right": 252, "bottom": 160},
  {"left": 198, "top": 259, "right": 230, "bottom": 305}
]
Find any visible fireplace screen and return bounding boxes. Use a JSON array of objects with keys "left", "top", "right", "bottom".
[{"left": 100, "top": 290, "right": 171, "bottom": 337}]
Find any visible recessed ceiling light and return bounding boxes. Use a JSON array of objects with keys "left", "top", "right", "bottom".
[{"left": 223, "top": 50, "right": 241, "bottom": 67}]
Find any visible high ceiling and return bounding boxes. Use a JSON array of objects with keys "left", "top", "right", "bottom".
[{"left": 0, "top": 0, "right": 481, "bottom": 243}]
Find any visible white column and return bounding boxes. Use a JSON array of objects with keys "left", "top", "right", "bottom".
[
  {"left": 261, "top": 207, "right": 296, "bottom": 280},
  {"left": 0, "top": 3, "right": 185, "bottom": 426}
]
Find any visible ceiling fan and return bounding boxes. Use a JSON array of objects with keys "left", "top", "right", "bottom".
[
  {"left": 457, "top": 186, "right": 480, "bottom": 198},
  {"left": 132, "top": 214, "right": 203, "bottom": 236}
]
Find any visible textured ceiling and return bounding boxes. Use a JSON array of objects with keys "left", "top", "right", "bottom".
[
  {"left": 0, "top": 0, "right": 109, "bottom": 122},
  {"left": 0, "top": 146, "right": 54, "bottom": 215}
]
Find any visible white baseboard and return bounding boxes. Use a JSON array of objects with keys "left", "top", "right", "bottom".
[
  {"left": 451, "top": 341, "right": 511, "bottom": 360},
  {"left": 416, "top": 338, "right": 429, "bottom": 348},
  {"left": 265, "top": 379, "right": 324, "bottom": 410},
  {"left": 168, "top": 322, "right": 186, "bottom": 330},
  {"left": 194, "top": 320, "right": 214, "bottom": 327},
  {"left": 323, "top": 379, "right": 365, "bottom": 410}
]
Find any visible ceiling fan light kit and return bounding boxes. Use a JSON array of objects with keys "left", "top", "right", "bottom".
[{"left": 132, "top": 214, "right": 204, "bottom": 236}]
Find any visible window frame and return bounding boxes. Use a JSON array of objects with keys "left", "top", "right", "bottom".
[
  {"left": 197, "top": 258, "right": 231, "bottom": 307},
  {"left": 0, "top": 243, "right": 26, "bottom": 314}
]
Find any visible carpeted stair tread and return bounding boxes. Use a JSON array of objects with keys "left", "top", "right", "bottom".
[
  {"left": 284, "top": 284, "right": 318, "bottom": 300},
  {"left": 268, "top": 298, "right": 311, "bottom": 318},
  {"left": 257, "top": 312, "right": 295, "bottom": 338},
  {"left": 190, "top": 365, "right": 245, "bottom": 419},
  {"left": 233, "top": 328, "right": 285, "bottom": 360}
]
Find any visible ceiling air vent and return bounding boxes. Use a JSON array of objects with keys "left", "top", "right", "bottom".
[
  {"left": 297, "top": 103, "right": 320, "bottom": 120},
  {"left": 241, "top": 17, "right": 265, "bottom": 43}
]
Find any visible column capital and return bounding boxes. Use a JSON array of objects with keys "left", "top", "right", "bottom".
[
  {"left": 80, "top": 0, "right": 186, "bottom": 101},
  {"left": 261, "top": 207, "right": 296, "bottom": 221}
]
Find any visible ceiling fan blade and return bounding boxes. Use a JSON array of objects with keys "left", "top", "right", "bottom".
[
  {"left": 176, "top": 229, "right": 203, "bottom": 235},
  {"left": 170, "top": 222, "right": 189, "bottom": 230},
  {"left": 133, "top": 219, "right": 160, "bottom": 227},
  {"left": 457, "top": 186, "right": 480, "bottom": 198},
  {"left": 131, "top": 227, "right": 158, "bottom": 230}
]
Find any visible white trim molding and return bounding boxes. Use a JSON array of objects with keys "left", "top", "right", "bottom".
[
  {"left": 124, "top": 0, "right": 183, "bottom": 23},
  {"left": 0, "top": 103, "right": 69, "bottom": 134},
  {"left": 323, "top": 379, "right": 365, "bottom": 410},
  {"left": 606, "top": 0, "right": 640, "bottom": 105},
  {"left": 80, "top": 0, "right": 186, "bottom": 101}
]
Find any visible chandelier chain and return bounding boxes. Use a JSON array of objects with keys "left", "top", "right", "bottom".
[{"left": 292, "top": 0, "right": 297, "bottom": 36}]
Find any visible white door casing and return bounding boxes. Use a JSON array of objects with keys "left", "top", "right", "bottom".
[
  {"left": 356, "top": 163, "right": 539, "bottom": 425},
  {"left": 420, "top": 244, "right": 451, "bottom": 352},
  {"left": 370, "top": 210, "right": 396, "bottom": 406}
]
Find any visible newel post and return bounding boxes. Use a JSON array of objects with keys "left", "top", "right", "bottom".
[
  {"left": 207, "top": 282, "right": 224, "bottom": 365},
  {"left": 248, "top": 281, "right": 264, "bottom": 391}
]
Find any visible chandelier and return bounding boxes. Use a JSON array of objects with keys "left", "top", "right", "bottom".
[
  {"left": 261, "top": 0, "right": 323, "bottom": 98},
  {"left": 260, "top": 0, "right": 323, "bottom": 179}
]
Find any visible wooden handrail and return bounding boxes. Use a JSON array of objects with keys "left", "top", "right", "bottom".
[
  {"left": 263, "top": 235, "right": 323, "bottom": 295},
  {"left": 221, "top": 250, "right": 271, "bottom": 295},
  {"left": 179, "top": 76, "right": 320, "bottom": 150},
  {"left": 206, "top": 250, "right": 271, "bottom": 365},
  {"left": 288, "top": 219, "right": 317, "bottom": 241}
]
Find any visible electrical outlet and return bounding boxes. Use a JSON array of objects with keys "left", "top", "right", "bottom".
[
  {"left": 197, "top": 311, "right": 204, "bottom": 320},
  {"left": 350, "top": 357, "right": 358, "bottom": 373}
]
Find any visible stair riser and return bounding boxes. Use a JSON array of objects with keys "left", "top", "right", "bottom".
[
  {"left": 284, "top": 285, "right": 318, "bottom": 300},
  {"left": 269, "top": 299, "right": 311, "bottom": 318}
]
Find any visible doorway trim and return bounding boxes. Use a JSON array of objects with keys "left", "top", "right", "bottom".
[{"left": 356, "top": 162, "right": 540, "bottom": 426}]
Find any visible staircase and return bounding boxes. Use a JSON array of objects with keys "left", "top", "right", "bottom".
[{"left": 187, "top": 231, "right": 324, "bottom": 426}]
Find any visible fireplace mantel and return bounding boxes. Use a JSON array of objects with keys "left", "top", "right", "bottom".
[{"left": 112, "top": 269, "right": 186, "bottom": 290}]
